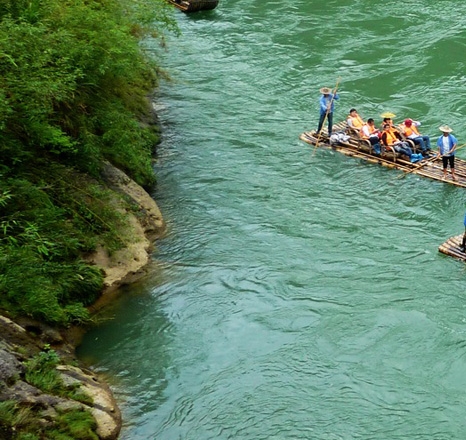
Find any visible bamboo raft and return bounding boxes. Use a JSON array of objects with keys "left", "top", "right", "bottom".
[
  {"left": 300, "top": 121, "right": 466, "bottom": 188},
  {"left": 168, "top": 0, "right": 219, "bottom": 12},
  {"left": 438, "top": 235, "right": 466, "bottom": 261}
]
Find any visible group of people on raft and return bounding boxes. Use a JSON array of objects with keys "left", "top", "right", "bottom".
[{"left": 316, "top": 86, "right": 459, "bottom": 181}]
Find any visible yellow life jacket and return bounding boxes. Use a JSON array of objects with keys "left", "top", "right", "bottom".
[
  {"left": 347, "top": 114, "right": 364, "bottom": 129},
  {"left": 360, "top": 124, "right": 377, "bottom": 139}
]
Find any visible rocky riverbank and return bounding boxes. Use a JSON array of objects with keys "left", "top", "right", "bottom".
[{"left": 0, "top": 162, "right": 165, "bottom": 439}]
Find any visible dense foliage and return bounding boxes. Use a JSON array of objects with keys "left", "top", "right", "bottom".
[{"left": 0, "top": 0, "right": 177, "bottom": 325}]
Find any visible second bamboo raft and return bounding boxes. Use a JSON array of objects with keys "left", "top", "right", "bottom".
[
  {"left": 168, "top": 0, "right": 219, "bottom": 12},
  {"left": 438, "top": 235, "right": 466, "bottom": 261}
]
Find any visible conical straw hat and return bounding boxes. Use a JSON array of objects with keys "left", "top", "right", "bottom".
[
  {"left": 380, "top": 112, "right": 396, "bottom": 118},
  {"left": 439, "top": 125, "right": 453, "bottom": 133}
]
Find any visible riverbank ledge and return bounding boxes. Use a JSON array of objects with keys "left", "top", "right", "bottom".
[
  {"left": 0, "top": 162, "right": 165, "bottom": 439},
  {"left": 88, "top": 160, "right": 166, "bottom": 297}
]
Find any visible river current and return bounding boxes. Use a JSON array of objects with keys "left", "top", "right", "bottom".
[{"left": 78, "top": 1, "right": 466, "bottom": 438}]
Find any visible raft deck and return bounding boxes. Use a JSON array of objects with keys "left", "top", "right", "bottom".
[
  {"left": 300, "top": 121, "right": 466, "bottom": 188},
  {"left": 438, "top": 235, "right": 466, "bottom": 261},
  {"left": 168, "top": 0, "right": 219, "bottom": 12}
]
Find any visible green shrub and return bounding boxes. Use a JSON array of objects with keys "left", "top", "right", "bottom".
[
  {"left": 0, "top": 401, "right": 37, "bottom": 439},
  {"left": 16, "top": 434, "right": 40, "bottom": 440},
  {"left": 0, "top": 0, "right": 176, "bottom": 325},
  {"left": 0, "top": 400, "right": 16, "bottom": 426},
  {"left": 0, "top": 0, "right": 177, "bottom": 433},
  {"left": 24, "top": 349, "right": 62, "bottom": 394}
]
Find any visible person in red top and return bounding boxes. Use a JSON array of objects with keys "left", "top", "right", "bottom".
[{"left": 401, "top": 119, "right": 431, "bottom": 154}]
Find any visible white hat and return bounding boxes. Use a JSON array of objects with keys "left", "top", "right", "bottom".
[
  {"left": 439, "top": 125, "right": 453, "bottom": 133},
  {"left": 320, "top": 87, "right": 331, "bottom": 94}
]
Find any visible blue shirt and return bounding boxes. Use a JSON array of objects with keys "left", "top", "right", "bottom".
[
  {"left": 319, "top": 93, "right": 340, "bottom": 115},
  {"left": 437, "top": 134, "right": 457, "bottom": 156}
]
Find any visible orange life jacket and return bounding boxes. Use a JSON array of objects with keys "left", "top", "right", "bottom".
[
  {"left": 404, "top": 125, "right": 420, "bottom": 137},
  {"left": 383, "top": 130, "right": 398, "bottom": 145}
]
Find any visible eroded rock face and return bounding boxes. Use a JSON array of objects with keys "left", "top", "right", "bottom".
[
  {"left": 101, "top": 161, "right": 165, "bottom": 237},
  {"left": 86, "top": 161, "right": 166, "bottom": 296}
]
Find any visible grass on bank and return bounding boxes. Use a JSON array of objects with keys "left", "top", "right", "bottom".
[
  {"left": 0, "top": 348, "right": 97, "bottom": 439},
  {"left": 0, "top": 401, "right": 98, "bottom": 440}
]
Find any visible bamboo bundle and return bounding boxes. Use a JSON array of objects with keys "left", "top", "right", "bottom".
[{"left": 439, "top": 235, "right": 466, "bottom": 261}]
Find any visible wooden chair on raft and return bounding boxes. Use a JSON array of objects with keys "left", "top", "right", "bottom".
[
  {"left": 345, "top": 125, "right": 381, "bottom": 156},
  {"left": 345, "top": 124, "right": 414, "bottom": 163},
  {"left": 395, "top": 124, "right": 423, "bottom": 153}
]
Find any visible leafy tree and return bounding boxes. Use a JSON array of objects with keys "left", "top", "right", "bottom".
[{"left": 0, "top": 0, "right": 177, "bottom": 325}]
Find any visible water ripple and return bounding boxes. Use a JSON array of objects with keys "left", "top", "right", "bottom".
[{"left": 79, "top": 1, "right": 466, "bottom": 439}]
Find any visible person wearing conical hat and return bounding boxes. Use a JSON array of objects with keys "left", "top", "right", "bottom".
[
  {"left": 317, "top": 86, "right": 340, "bottom": 136},
  {"left": 437, "top": 125, "right": 458, "bottom": 181},
  {"left": 380, "top": 113, "right": 396, "bottom": 131}
]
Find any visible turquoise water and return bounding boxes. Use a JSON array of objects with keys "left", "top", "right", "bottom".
[{"left": 78, "top": 1, "right": 466, "bottom": 438}]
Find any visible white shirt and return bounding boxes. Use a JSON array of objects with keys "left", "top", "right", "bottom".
[
  {"left": 442, "top": 136, "right": 451, "bottom": 155},
  {"left": 361, "top": 124, "right": 379, "bottom": 138}
]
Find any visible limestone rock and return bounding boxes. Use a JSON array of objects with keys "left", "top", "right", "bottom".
[
  {"left": 0, "top": 348, "right": 22, "bottom": 382},
  {"left": 84, "top": 162, "right": 166, "bottom": 296}
]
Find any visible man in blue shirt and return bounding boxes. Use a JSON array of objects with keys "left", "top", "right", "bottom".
[
  {"left": 317, "top": 87, "right": 339, "bottom": 136},
  {"left": 437, "top": 125, "right": 458, "bottom": 181}
]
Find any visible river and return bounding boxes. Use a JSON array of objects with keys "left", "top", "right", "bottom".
[{"left": 77, "top": 1, "right": 466, "bottom": 438}]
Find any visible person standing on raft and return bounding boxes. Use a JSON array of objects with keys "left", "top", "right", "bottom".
[
  {"left": 461, "top": 212, "right": 466, "bottom": 253},
  {"left": 317, "top": 86, "right": 340, "bottom": 136},
  {"left": 437, "top": 125, "right": 457, "bottom": 181}
]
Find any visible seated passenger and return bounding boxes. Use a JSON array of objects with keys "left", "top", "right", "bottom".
[
  {"left": 380, "top": 124, "right": 423, "bottom": 162},
  {"left": 380, "top": 112, "right": 396, "bottom": 130},
  {"left": 381, "top": 116, "right": 395, "bottom": 131},
  {"left": 401, "top": 119, "right": 431, "bottom": 154},
  {"left": 360, "top": 118, "right": 382, "bottom": 154},
  {"left": 347, "top": 108, "right": 365, "bottom": 131}
]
